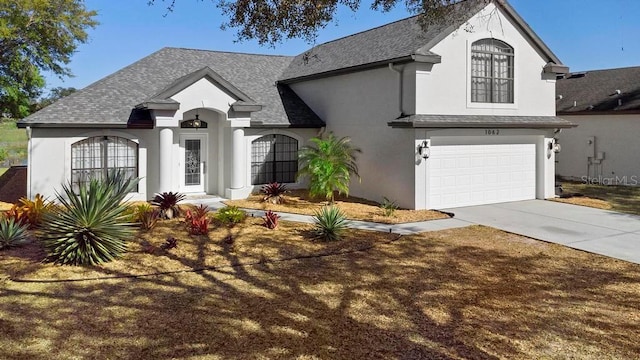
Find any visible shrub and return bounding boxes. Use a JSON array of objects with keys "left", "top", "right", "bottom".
[
  {"left": 16, "top": 194, "right": 53, "bottom": 227},
  {"left": 0, "top": 217, "right": 30, "bottom": 250},
  {"left": 40, "top": 172, "right": 140, "bottom": 266},
  {"left": 215, "top": 205, "right": 246, "bottom": 227},
  {"left": 138, "top": 208, "right": 160, "bottom": 231},
  {"left": 262, "top": 210, "right": 280, "bottom": 229},
  {"left": 3, "top": 205, "right": 29, "bottom": 226},
  {"left": 185, "top": 205, "right": 210, "bottom": 235},
  {"left": 312, "top": 206, "right": 349, "bottom": 241},
  {"left": 151, "top": 192, "right": 185, "bottom": 219},
  {"left": 261, "top": 182, "right": 288, "bottom": 204},
  {"left": 297, "top": 132, "right": 361, "bottom": 202},
  {"left": 380, "top": 197, "right": 398, "bottom": 217}
]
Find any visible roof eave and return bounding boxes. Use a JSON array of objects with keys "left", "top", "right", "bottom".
[
  {"left": 16, "top": 122, "right": 129, "bottom": 129},
  {"left": 135, "top": 102, "right": 181, "bottom": 111},
  {"left": 388, "top": 121, "right": 577, "bottom": 129},
  {"left": 249, "top": 121, "right": 324, "bottom": 129}
]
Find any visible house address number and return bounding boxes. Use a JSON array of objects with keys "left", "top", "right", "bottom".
[{"left": 485, "top": 129, "right": 500, "bottom": 135}]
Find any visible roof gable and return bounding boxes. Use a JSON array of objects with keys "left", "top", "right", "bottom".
[{"left": 279, "top": 0, "right": 567, "bottom": 83}]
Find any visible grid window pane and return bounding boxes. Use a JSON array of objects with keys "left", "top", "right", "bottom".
[
  {"left": 251, "top": 135, "right": 298, "bottom": 185},
  {"left": 71, "top": 136, "right": 138, "bottom": 192},
  {"left": 184, "top": 139, "right": 201, "bottom": 186},
  {"left": 471, "top": 39, "right": 514, "bottom": 103}
]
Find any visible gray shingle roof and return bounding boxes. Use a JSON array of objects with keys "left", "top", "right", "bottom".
[
  {"left": 556, "top": 66, "right": 640, "bottom": 113},
  {"left": 389, "top": 114, "right": 575, "bottom": 128},
  {"left": 279, "top": 2, "right": 481, "bottom": 82},
  {"left": 19, "top": 48, "right": 324, "bottom": 128}
]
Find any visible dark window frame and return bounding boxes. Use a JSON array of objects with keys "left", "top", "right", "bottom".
[
  {"left": 471, "top": 38, "right": 514, "bottom": 104},
  {"left": 251, "top": 134, "right": 298, "bottom": 185},
  {"left": 70, "top": 136, "right": 139, "bottom": 192}
]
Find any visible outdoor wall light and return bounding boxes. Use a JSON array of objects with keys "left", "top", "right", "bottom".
[
  {"left": 547, "top": 139, "right": 561, "bottom": 158},
  {"left": 418, "top": 140, "right": 430, "bottom": 159},
  {"left": 192, "top": 114, "right": 201, "bottom": 128}
]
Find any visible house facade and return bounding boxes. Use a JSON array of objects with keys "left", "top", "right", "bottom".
[
  {"left": 555, "top": 66, "right": 640, "bottom": 185},
  {"left": 19, "top": 0, "right": 572, "bottom": 210}
]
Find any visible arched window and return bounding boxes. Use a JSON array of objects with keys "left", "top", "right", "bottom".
[
  {"left": 251, "top": 134, "right": 298, "bottom": 185},
  {"left": 471, "top": 39, "right": 514, "bottom": 103},
  {"left": 71, "top": 136, "right": 138, "bottom": 191}
]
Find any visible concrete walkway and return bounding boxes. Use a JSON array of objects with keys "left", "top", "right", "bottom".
[
  {"left": 184, "top": 197, "right": 640, "bottom": 265},
  {"left": 183, "top": 197, "right": 469, "bottom": 235},
  {"left": 444, "top": 200, "right": 640, "bottom": 265}
]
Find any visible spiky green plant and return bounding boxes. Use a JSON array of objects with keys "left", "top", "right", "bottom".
[
  {"left": 40, "top": 172, "right": 140, "bottom": 266},
  {"left": 0, "top": 217, "right": 30, "bottom": 250},
  {"left": 297, "top": 132, "right": 361, "bottom": 203},
  {"left": 312, "top": 206, "right": 349, "bottom": 242},
  {"left": 380, "top": 197, "right": 398, "bottom": 217}
]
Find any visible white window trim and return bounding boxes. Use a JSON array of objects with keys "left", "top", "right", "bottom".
[{"left": 466, "top": 35, "right": 519, "bottom": 110}]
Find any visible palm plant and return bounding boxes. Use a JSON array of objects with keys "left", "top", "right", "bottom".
[
  {"left": 40, "top": 172, "right": 140, "bottom": 265},
  {"left": 297, "top": 132, "right": 361, "bottom": 203}
]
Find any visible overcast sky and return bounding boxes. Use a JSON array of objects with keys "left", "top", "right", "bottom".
[{"left": 44, "top": 0, "right": 639, "bottom": 91}]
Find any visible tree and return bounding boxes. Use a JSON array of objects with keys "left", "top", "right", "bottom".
[
  {"left": 0, "top": 0, "right": 97, "bottom": 118},
  {"left": 37, "top": 86, "right": 77, "bottom": 110},
  {"left": 297, "top": 132, "right": 361, "bottom": 203},
  {"left": 149, "top": 0, "right": 489, "bottom": 46}
]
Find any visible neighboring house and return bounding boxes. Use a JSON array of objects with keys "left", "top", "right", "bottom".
[
  {"left": 556, "top": 66, "right": 640, "bottom": 185},
  {"left": 18, "top": 0, "right": 572, "bottom": 210}
]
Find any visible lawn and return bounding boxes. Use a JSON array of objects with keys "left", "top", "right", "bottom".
[
  {"left": 1, "top": 218, "right": 639, "bottom": 358},
  {"left": 0, "top": 168, "right": 6, "bottom": 177},
  {"left": 556, "top": 181, "right": 640, "bottom": 215},
  {"left": 225, "top": 189, "right": 450, "bottom": 224},
  {"left": 0, "top": 119, "right": 27, "bottom": 166}
]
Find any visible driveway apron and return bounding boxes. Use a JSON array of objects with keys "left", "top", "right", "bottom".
[{"left": 444, "top": 200, "right": 640, "bottom": 265}]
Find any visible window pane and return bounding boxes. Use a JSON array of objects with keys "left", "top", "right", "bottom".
[
  {"left": 251, "top": 135, "right": 298, "bottom": 185},
  {"left": 471, "top": 39, "right": 514, "bottom": 103},
  {"left": 71, "top": 136, "right": 138, "bottom": 191}
]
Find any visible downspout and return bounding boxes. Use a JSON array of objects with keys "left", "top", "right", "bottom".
[
  {"left": 388, "top": 63, "right": 404, "bottom": 117},
  {"left": 25, "top": 126, "right": 32, "bottom": 199}
]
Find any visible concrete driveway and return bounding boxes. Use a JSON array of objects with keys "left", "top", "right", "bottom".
[{"left": 444, "top": 200, "right": 640, "bottom": 265}]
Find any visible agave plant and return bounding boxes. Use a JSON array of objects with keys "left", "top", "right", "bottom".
[
  {"left": 151, "top": 192, "right": 185, "bottom": 219},
  {"left": 0, "top": 217, "right": 30, "bottom": 250},
  {"left": 40, "top": 172, "right": 140, "bottom": 265},
  {"left": 312, "top": 206, "right": 349, "bottom": 241}
]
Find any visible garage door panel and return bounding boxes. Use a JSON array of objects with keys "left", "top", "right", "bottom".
[{"left": 429, "top": 142, "right": 536, "bottom": 209}]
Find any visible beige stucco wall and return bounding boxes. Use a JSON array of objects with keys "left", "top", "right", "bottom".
[{"left": 557, "top": 114, "right": 640, "bottom": 185}]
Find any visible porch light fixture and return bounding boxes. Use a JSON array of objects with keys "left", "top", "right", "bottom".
[
  {"left": 180, "top": 114, "right": 208, "bottom": 129},
  {"left": 547, "top": 139, "right": 561, "bottom": 158},
  {"left": 418, "top": 140, "right": 430, "bottom": 159},
  {"left": 192, "top": 114, "right": 201, "bottom": 128}
]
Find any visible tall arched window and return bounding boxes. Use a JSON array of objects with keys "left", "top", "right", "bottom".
[
  {"left": 471, "top": 39, "right": 514, "bottom": 103},
  {"left": 71, "top": 136, "right": 138, "bottom": 191},
  {"left": 251, "top": 134, "right": 298, "bottom": 185}
]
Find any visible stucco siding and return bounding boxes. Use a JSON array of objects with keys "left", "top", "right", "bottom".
[
  {"left": 557, "top": 115, "right": 640, "bottom": 184},
  {"left": 414, "top": 2, "right": 556, "bottom": 117},
  {"left": 291, "top": 67, "right": 416, "bottom": 208}
]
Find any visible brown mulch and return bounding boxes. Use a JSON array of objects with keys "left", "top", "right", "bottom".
[
  {"left": 225, "top": 189, "right": 449, "bottom": 224},
  {"left": 1, "top": 224, "right": 639, "bottom": 359}
]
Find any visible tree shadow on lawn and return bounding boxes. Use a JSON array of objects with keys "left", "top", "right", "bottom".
[{"left": 2, "top": 226, "right": 640, "bottom": 359}]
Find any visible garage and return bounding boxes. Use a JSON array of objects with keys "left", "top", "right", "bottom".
[{"left": 428, "top": 141, "right": 537, "bottom": 209}]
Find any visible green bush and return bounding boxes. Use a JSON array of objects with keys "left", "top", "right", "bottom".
[
  {"left": 40, "top": 172, "right": 140, "bottom": 265},
  {"left": 312, "top": 206, "right": 349, "bottom": 241},
  {"left": 215, "top": 205, "right": 246, "bottom": 227},
  {"left": 380, "top": 197, "right": 398, "bottom": 217},
  {"left": 0, "top": 217, "right": 30, "bottom": 250},
  {"left": 297, "top": 132, "right": 361, "bottom": 203}
]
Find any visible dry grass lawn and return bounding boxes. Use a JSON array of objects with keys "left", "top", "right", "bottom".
[
  {"left": 550, "top": 196, "right": 613, "bottom": 210},
  {"left": 1, "top": 218, "right": 640, "bottom": 359},
  {"left": 225, "top": 189, "right": 449, "bottom": 224},
  {"left": 0, "top": 201, "right": 12, "bottom": 211},
  {"left": 559, "top": 182, "right": 640, "bottom": 215}
]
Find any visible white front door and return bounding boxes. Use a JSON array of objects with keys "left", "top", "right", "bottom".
[{"left": 179, "top": 134, "right": 207, "bottom": 193}]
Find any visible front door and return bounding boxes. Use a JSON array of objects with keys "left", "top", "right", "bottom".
[{"left": 179, "top": 134, "right": 207, "bottom": 193}]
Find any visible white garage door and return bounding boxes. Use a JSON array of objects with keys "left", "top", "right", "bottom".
[{"left": 429, "top": 143, "right": 536, "bottom": 209}]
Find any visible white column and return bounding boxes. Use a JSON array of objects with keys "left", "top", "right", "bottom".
[
  {"left": 231, "top": 127, "right": 245, "bottom": 189},
  {"left": 158, "top": 127, "right": 173, "bottom": 193}
]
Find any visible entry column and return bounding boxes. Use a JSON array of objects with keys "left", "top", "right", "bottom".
[{"left": 158, "top": 127, "right": 173, "bottom": 193}]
